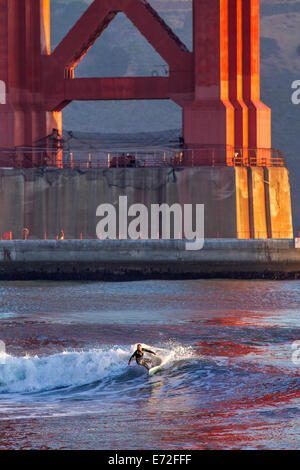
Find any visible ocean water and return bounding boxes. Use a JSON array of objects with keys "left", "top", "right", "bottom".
[{"left": 0, "top": 279, "right": 299, "bottom": 450}]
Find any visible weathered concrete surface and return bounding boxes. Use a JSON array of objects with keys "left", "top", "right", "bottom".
[
  {"left": 249, "top": 167, "right": 268, "bottom": 239},
  {"left": 0, "top": 167, "right": 237, "bottom": 239},
  {"left": 0, "top": 166, "right": 293, "bottom": 240},
  {"left": 235, "top": 167, "right": 250, "bottom": 239},
  {"left": 0, "top": 239, "right": 299, "bottom": 280},
  {"left": 235, "top": 166, "right": 293, "bottom": 240},
  {"left": 267, "top": 167, "right": 293, "bottom": 239}
]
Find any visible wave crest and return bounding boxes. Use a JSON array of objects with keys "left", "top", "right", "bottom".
[{"left": 0, "top": 342, "right": 195, "bottom": 394}]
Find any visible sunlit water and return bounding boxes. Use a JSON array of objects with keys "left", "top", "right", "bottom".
[{"left": 0, "top": 279, "right": 299, "bottom": 449}]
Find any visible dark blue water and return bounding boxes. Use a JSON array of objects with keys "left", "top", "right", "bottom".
[{"left": 0, "top": 279, "right": 299, "bottom": 449}]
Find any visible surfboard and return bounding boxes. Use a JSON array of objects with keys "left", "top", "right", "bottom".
[{"left": 148, "top": 356, "right": 163, "bottom": 375}]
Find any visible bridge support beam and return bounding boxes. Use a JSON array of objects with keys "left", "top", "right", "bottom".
[
  {"left": 0, "top": 0, "right": 61, "bottom": 151},
  {"left": 183, "top": 0, "right": 235, "bottom": 165},
  {"left": 182, "top": 0, "right": 271, "bottom": 165},
  {"left": 242, "top": 0, "right": 271, "bottom": 150}
]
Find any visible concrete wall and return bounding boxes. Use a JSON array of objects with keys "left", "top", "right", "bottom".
[
  {"left": 249, "top": 167, "right": 268, "bottom": 239},
  {"left": 0, "top": 167, "right": 237, "bottom": 239},
  {"left": 266, "top": 167, "right": 294, "bottom": 239},
  {"left": 0, "top": 239, "right": 299, "bottom": 280},
  {"left": 235, "top": 166, "right": 293, "bottom": 240},
  {"left": 0, "top": 166, "right": 293, "bottom": 240},
  {"left": 235, "top": 167, "right": 250, "bottom": 239}
]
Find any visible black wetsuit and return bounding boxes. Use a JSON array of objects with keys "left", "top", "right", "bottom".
[{"left": 129, "top": 348, "right": 155, "bottom": 370}]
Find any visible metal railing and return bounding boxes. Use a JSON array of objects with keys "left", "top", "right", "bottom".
[{"left": 0, "top": 146, "right": 286, "bottom": 169}]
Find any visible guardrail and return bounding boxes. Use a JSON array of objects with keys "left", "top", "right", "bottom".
[{"left": 0, "top": 146, "right": 286, "bottom": 169}]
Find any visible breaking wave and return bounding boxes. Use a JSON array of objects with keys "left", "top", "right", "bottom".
[{"left": 0, "top": 343, "right": 195, "bottom": 394}]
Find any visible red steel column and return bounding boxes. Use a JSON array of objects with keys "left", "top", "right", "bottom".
[
  {"left": 183, "top": 0, "right": 235, "bottom": 165},
  {"left": 26, "top": 0, "right": 44, "bottom": 148},
  {"left": 0, "top": 0, "right": 61, "bottom": 160},
  {"left": 228, "top": 0, "right": 248, "bottom": 161},
  {"left": 39, "top": 0, "right": 62, "bottom": 146},
  {"left": 26, "top": 0, "right": 61, "bottom": 150},
  {"left": 7, "top": 0, "right": 28, "bottom": 150},
  {"left": 242, "top": 0, "right": 271, "bottom": 154},
  {"left": 0, "top": 0, "right": 14, "bottom": 149}
]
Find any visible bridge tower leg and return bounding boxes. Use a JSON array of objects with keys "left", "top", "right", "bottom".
[
  {"left": 183, "top": 0, "right": 235, "bottom": 165},
  {"left": 0, "top": 0, "right": 61, "bottom": 153},
  {"left": 183, "top": 0, "right": 271, "bottom": 165},
  {"left": 242, "top": 0, "right": 271, "bottom": 162},
  {"left": 0, "top": 0, "right": 13, "bottom": 149}
]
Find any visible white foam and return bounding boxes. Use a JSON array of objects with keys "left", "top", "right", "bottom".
[
  {"left": 138, "top": 342, "right": 195, "bottom": 371},
  {"left": 0, "top": 347, "right": 129, "bottom": 393},
  {"left": 0, "top": 343, "right": 195, "bottom": 394}
]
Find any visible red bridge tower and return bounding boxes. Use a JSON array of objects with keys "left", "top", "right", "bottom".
[{"left": 0, "top": 0, "right": 271, "bottom": 164}]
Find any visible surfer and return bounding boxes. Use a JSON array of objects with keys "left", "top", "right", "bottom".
[{"left": 128, "top": 344, "right": 157, "bottom": 370}]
